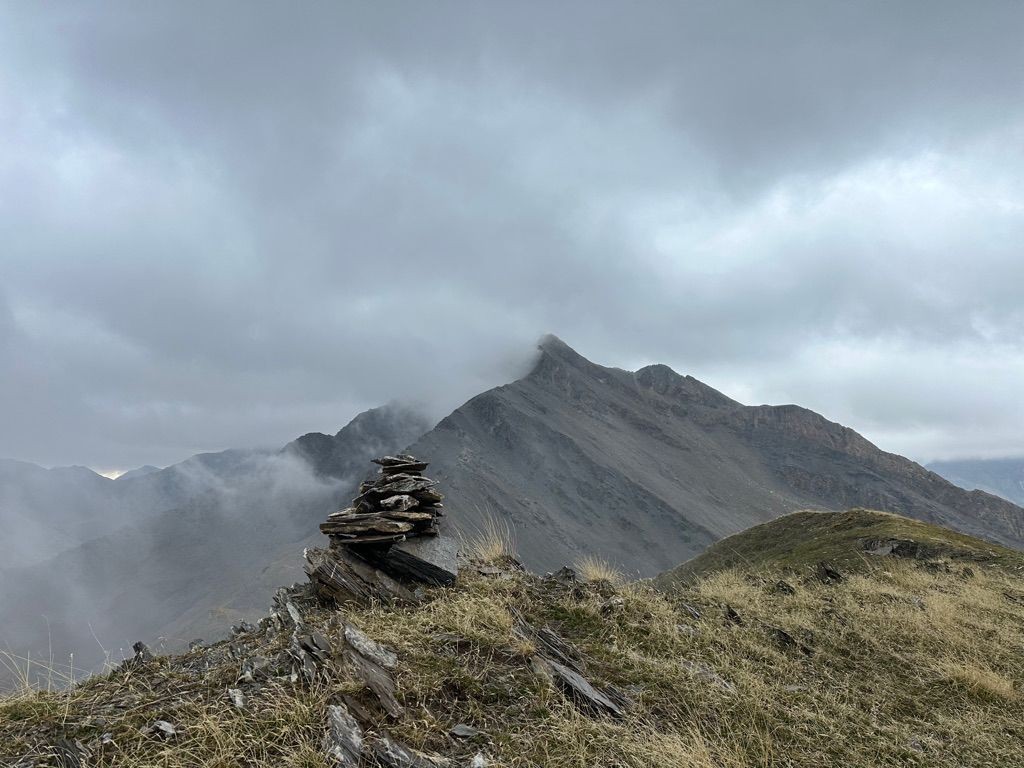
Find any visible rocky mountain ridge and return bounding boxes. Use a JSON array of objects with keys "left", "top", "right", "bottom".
[{"left": 407, "top": 336, "right": 1024, "bottom": 574}]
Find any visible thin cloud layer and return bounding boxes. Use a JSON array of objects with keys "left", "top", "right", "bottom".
[{"left": 1, "top": 2, "right": 1023, "bottom": 467}]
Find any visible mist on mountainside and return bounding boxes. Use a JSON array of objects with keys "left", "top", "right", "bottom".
[
  {"left": 929, "top": 458, "right": 1024, "bottom": 507},
  {"left": 0, "top": 404, "right": 431, "bottom": 686}
]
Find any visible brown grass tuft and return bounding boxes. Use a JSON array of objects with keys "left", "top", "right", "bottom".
[
  {"left": 575, "top": 555, "right": 624, "bottom": 586},
  {"left": 939, "top": 660, "right": 1018, "bottom": 702},
  {"left": 460, "top": 513, "right": 516, "bottom": 563}
]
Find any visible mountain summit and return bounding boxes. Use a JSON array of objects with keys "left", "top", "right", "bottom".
[{"left": 407, "top": 338, "right": 1024, "bottom": 575}]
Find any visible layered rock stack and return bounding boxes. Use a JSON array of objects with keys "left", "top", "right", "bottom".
[
  {"left": 306, "top": 454, "right": 458, "bottom": 605},
  {"left": 320, "top": 455, "right": 444, "bottom": 544}
]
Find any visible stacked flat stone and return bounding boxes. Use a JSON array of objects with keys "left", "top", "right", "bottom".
[{"left": 319, "top": 455, "right": 444, "bottom": 545}]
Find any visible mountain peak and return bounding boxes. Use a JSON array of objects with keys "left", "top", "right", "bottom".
[
  {"left": 286, "top": 404, "right": 432, "bottom": 479},
  {"left": 536, "top": 333, "right": 590, "bottom": 365},
  {"left": 525, "top": 334, "right": 606, "bottom": 383}
]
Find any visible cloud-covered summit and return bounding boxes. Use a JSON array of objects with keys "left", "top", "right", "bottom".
[{"left": 2, "top": 2, "right": 1023, "bottom": 468}]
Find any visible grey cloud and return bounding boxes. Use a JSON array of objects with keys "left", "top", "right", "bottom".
[{"left": 1, "top": 2, "right": 1023, "bottom": 467}]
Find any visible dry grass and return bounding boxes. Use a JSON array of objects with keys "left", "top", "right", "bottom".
[
  {"left": 460, "top": 513, "right": 517, "bottom": 563},
  {"left": 4, "top": 528, "right": 1024, "bottom": 767},
  {"left": 574, "top": 555, "right": 624, "bottom": 586},
  {"left": 938, "top": 659, "right": 1018, "bottom": 702}
]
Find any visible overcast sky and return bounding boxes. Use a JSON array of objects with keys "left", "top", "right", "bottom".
[{"left": 2, "top": 2, "right": 1023, "bottom": 470}]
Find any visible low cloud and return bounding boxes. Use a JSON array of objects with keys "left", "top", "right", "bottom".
[
  {"left": 1, "top": 2, "right": 1023, "bottom": 467},
  {"left": 0, "top": 447, "right": 355, "bottom": 684}
]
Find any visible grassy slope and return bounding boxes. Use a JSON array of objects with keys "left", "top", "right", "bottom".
[
  {"left": 3, "top": 511, "right": 1024, "bottom": 767},
  {"left": 656, "top": 507, "right": 1024, "bottom": 586}
]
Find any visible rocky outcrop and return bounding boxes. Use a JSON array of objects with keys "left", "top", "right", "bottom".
[{"left": 306, "top": 455, "right": 458, "bottom": 606}]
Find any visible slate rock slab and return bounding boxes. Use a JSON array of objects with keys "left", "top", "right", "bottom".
[
  {"left": 533, "top": 656, "right": 624, "bottom": 718},
  {"left": 324, "top": 704, "right": 363, "bottom": 765},
  {"left": 377, "top": 534, "right": 459, "bottom": 586}
]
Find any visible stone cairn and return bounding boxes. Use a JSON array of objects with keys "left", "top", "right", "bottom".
[
  {"left": 306, "top": 454, "right": 458, "bottom": 605},
  {"left": 321, "top": 455, "right": 444, "bottom": 544}
]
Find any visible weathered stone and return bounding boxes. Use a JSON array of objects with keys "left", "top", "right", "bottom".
[
  {"left": 372, "top": 455, "right": 420, "bottom": 467},
  {"left": 676, "top": 623, "right": 699, "bottom": 638},
  {"left": 270, "top": 588, "right": 307, "bottom": 629},
  {"left": 545, "top": 566, "right": 579, "bottom": 585},
  {"left": 370, "top": 735, "right": 451, "bottom": 767},
  {"left": 769, "top": 626, "right": 813, "bottom": 656},
  {"left": 434, "top": 633, "right": 473, "bottom": 651},
  {"left": 477, "top": 565, "right": 507, "bottom": 577},
  {"left": 382, "top": 510, "right": 437, "bottom": 522},
  {"left": 357, "top": 475, "right": 437, "bottom": 502},
  {"left": 321, "top": 516, "right": 415, "bottom": 536},
  {"left": 449, "top": 724, "right": 483, "bottom": 739},
  {"left": 335, "top": 532, "right": 411, "bottom": 545},
  {"left": 379, "top": 461, "right": 430, "bottom": 475},
  {"left": 533, "top": 656, "right": 624, "bottom": 718},
  {"left": 342, "top": 622, "right": 398, "bottom": 669},
  {"left": 380, "top": 494, "right": 420, "bottom": 512},
  {"left": 773, "top": 580, "right": 796, "bottom": 596},
  {"left": 864, "top": 538, "right": 935, "bottom": 559},
  {"left": 602, "top": 683, "right": 636, "bottom": 712},
  {"left": 232, "top": 621, "right": 256, "bottom": 635},
  {"left": 600, "top": 595, "right": 625, "bottom": 615},
  {"left": 323, "top": 704, "right": 363, "bottom": 765},
  {"left": 315, "top": 454, "right": 457, "bottom": 589},
  {"left": 132, "top": 641, "right": 153, "bottom": 662},
  {"left": 327, "top": 507, "right": 361, "bottom": 519},
  {"left": 865, "top": 541, "right": 895, "bottom": 556},
  {"left": 227, "top": 688, "right": 247, "bottom": 710},
  {"left": 817, "top": 561, "right": 844, "bottom": 584},
  {"left": 141, "top": 720, "right": 178, "bottom": 739},
  {"left": 344, "top": 646, "right": 403, "bottom": 718},
  {"left": 375, "top": 534, "right": 459, "bottom": 586},
  {"left": 286, "top": 600, "right": 304, "bottom": 628},
  {"left": 411, "top": 488, "right": 444, "bottom": 504},
  {"left": 532, "top": 626, "right": 583, "bottom": 670},
  {"left": 238, "top": 655, "right": 271, "bottom": 683},
  {"left": 288, "top": 626, "right": 334, "bottom": 684},
  {"left": 306, "top": 547, "right": 418, "bottom": 605},
  {"left": 120, "top": 641, "right": 154, "bottom": 672}
]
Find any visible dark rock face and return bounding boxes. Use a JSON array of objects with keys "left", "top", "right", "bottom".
[
  {"left": 406, "top": 336, "right": 1024, "bottom": 575},
  {"left": 374, "top": 536, "right": 459, "bottom": 586}
]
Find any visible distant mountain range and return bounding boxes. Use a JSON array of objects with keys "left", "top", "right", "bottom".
[
  {"left": 2, "top": 335, "right": 1023, "bottom": 680},
  {"left": 928, "top": 458, "right": 1024, "bottom": 507}
]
